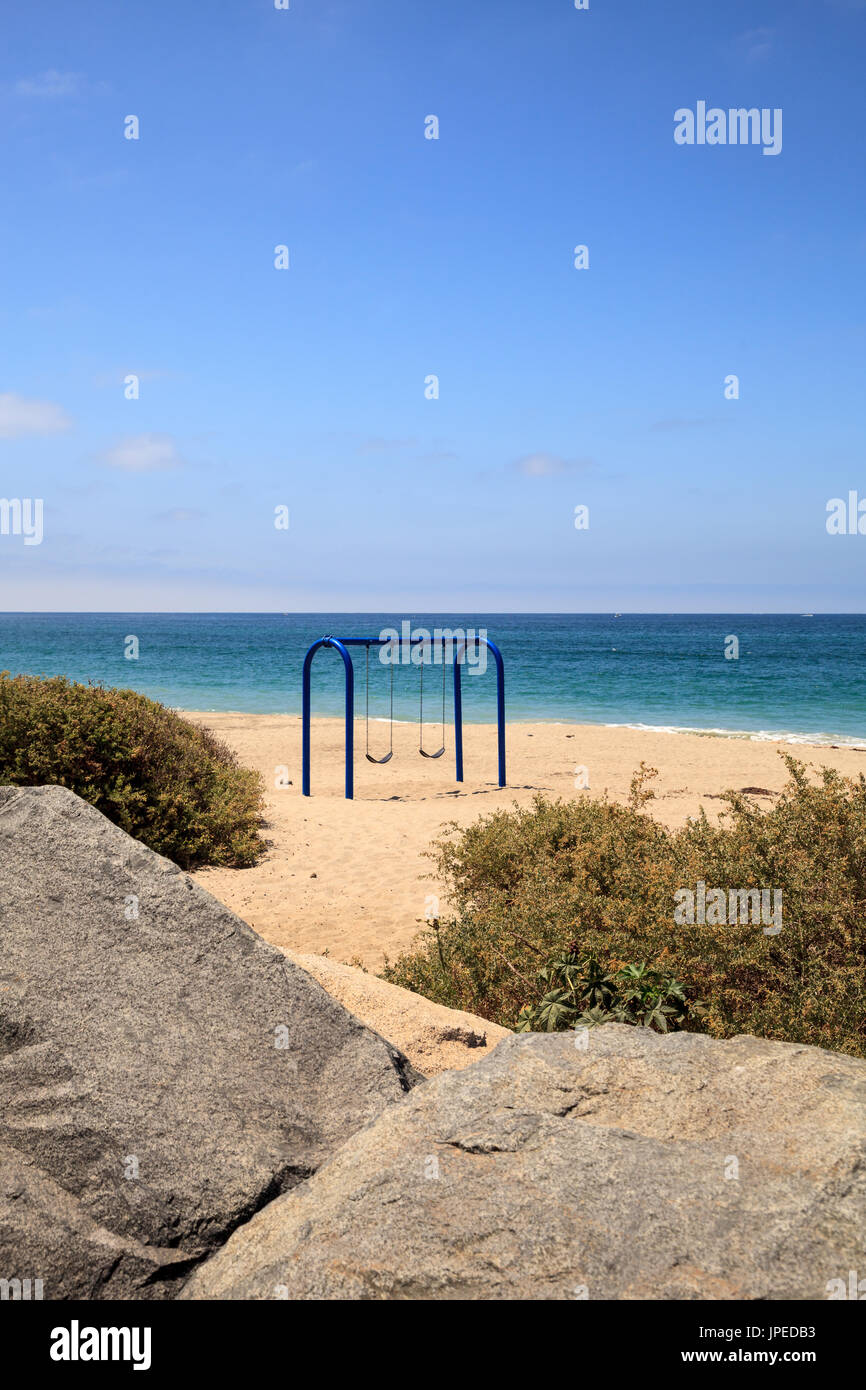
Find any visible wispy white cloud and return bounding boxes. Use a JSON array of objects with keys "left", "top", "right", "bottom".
[
  {"left": 97, "top": 433, "right": 185, "bottom": 472},
  {"left": 0, "top": 392, "right": 73, "bottom": 438},
  {"left": 416, "top": 449, "right": 457, "bottom": 464},
  {"left": 153, "top": 508, "right": 204, "bottom": 522},
  {"left": 92, "top": 367, "right": 172, "bottom": 389},
  {"left": 14, "top": 70, "right": 85, "bottom": 98},
  {"left": 513, "top": 452, "right": 592, "bottom": 477},
  {"left": 357, "top": 436, "right": 417, "bottom": 454},
  {"left": 735, "top": 27, "right": 775, "bottom": 62}
]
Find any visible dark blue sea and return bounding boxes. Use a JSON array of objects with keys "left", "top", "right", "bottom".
[{"left": 1, "top": 613, "right": 864, "bottom": 745}]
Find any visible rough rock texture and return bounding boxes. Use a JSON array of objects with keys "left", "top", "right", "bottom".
[
  {"left": 182, "top": 1026, "right": 866, "bottom": 1301},
  {"left": 0, "top": 786, "right": 421, "bottom": 1299},
  {"left": 0, "top": 1142, "right": 195, "bottom": 1299},
  {"left": 282, "top": 951, "right": 511, "bottom": 1076}
]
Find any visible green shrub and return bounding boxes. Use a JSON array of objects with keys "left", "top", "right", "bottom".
[
  {"left": 0, "top": 673, "right": 266, "bottom": 869},
  {"left": 383, "top": 758, "right": 866, "bottom": 1057}
]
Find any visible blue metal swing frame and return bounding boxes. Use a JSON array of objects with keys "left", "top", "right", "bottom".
[{"left": 301, "top": 635, "right": 506, "bottom": 799}]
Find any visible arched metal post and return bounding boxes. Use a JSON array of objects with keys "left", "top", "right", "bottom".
[
  {"left": 489, "top": 636, "right": 508, "bottom": 789},
  {"left": 483, "top": 637, "right": 506, "bottom": 788},
  {"left": 302, "top": 636, "right": 355, "bottom": 799},
  {"left": 452, "top": 642, "right": 464, "bottom": 783},
  {"left": 453, "top": 635, "right": 505, "bottom": 788},
  {"left": 302, "top": 632, "right": 504, "bottom": 796}
]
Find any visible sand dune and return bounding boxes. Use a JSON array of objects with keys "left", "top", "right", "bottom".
[{"left": 186, "top": 713, "right": 866, "bottom": 970}]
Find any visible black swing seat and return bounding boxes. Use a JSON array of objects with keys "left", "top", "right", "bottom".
[
  {"left": 419, "top": 746, "right": 445, "bottom": 759},
  {"left": 365, "top": 750, "right": 393, "bottom": 764}
]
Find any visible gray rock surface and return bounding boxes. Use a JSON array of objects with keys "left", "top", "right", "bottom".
[
  {"left": 0, "top": 1141, "right": 194, "bottom": 1299},
  {"left": 0, "top": 785, "right": 421, "bottom": 1299},
  {"left": 182, "top": 1025, "right": 866, "bottom": 1300}
]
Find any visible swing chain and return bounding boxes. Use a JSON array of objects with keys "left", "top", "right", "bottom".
[
  {"left": 365, "top": 642, "right": 394, "bottom": 763},
  {"left": 419, "top": 639, "right": 446, "bottom": 759}
]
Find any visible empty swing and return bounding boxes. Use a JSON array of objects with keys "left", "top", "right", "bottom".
[
  {"left": 301, "top": 632, "right": 506, "bottom": 799},
  {"left": 419, "top": 647, "right": 446, "bottom": 759},
  {"left": 364, "top": 644, "right": 393, "bottom": 764}
]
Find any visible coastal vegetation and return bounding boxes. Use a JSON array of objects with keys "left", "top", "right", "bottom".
[
  {"left": 0, "top": 673, "right": 265, "bottom": 869},
  {"left": 383, "top": 759, "right": 866, "bottom": 1057}
]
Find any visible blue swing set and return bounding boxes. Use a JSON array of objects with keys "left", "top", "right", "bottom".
[{"left": 301, "top": 634, "right": 506, "bottom": 800}]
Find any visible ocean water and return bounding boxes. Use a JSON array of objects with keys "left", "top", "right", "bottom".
[{"left": 1, "top": 612, "right": 865, "bottom": 746}]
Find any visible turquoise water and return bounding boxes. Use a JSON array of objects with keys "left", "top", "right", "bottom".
[{"left": 1, "top": 613, "right": 865, "bottom": 745}]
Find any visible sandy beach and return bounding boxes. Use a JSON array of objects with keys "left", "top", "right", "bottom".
[{"left": 186, "top": 712, "right": 866, "bottom": 970}]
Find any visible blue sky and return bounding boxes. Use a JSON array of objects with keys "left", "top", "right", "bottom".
[{"left": 1, "top": 0, "right": 864, "bottom": 612}]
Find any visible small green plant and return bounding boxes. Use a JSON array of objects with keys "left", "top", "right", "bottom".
[
  {"left": 0, "top": 673, "right": 266, "bottom": 869},
  {"left": 515, "top": 949, "right": 697, "bottom": 1033}
]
